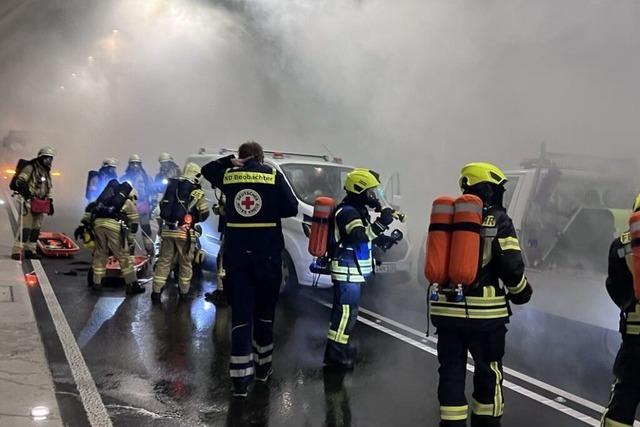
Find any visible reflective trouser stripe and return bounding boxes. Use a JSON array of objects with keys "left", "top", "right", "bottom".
[
  {"left": 230, "top": 367, "right": 255, "bottom": 378},
  {"left": 254, "top": 354, "right": 273, "bottom": 366},
  {"left": 507, "top": 275, "right": 528, "bottom": 294},
  {"left": 230, "top": 355, "right": 253, "bottom": 364},
  {"left": 328, "top": 304, "right": 351, "bottom": 344},
  {"left": 252, "top": 341, "right": 274, "bottom": 354},
  {"left": 601, "top": 418, "right": 632, "bottom": 427},
  {"left": 490, "top": 362, "right": 504, "bottom": 417},
  {"left": 440, "top": 405, "right": 468, "bottom": 421},
  {"left": 472, "top": 399, "right": 502, "bottom": 417}
]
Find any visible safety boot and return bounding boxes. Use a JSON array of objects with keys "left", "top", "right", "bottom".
[
  {"left": 150, "top": 291, "right": 162, "bottom": 303},
  {"left": 126, "top": 282, "right": 145, "bottom": 295},
  {"left": 232, "top": 382, "right": 249, "bottom": 399},
  {"left": 470, "top": 414, "right": 501, "bottom": 427},
  {"left": 11, "top": 253, "right": 22, "bottom": 261},
  {"left": 255, "top": 368, "right": 273, "bottom": 383}
]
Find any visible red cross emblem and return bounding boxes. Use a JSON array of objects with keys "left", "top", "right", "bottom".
[{"left": 241, "top": 196, "right": 255, "bottom": 210}]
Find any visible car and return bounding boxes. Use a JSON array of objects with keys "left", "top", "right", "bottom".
[{"left": 185, "top": 148, "right": 412, "bottom": 292}]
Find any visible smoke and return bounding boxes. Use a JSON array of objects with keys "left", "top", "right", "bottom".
[{"left": 2, "top": 0, "right": 640, "bottom": 235}]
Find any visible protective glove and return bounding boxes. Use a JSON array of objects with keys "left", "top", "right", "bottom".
[
  {"left": 48, "top": 199, "right": 55, "bottom": 216},
  {"left": 507, "top": 281, "right": 533, "bottom": 305},
  {"left": 373, "top": 234, "right": 395, "bottom": 251},
  {"left": 372, "top": 207, "right": 395, "bottom": 234}
]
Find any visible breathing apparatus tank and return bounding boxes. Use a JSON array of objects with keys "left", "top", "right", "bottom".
[{"left": 308, "top": 197, "right": 336, "bottom": 257}]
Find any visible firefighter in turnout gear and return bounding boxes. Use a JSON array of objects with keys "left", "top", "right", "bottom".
[
  {"left": 201, "top": 141, "right": 298, "bottom": 398},
  {"left": 120, "top": 154, "right": 154, "bottom": 255},
  {"left": 151, "top": 163, "right": 210, "bottom": 302},
  {"left": 11, "top": 146, "right": 55, "bottom": 260},
  {"left": 87, "top": 181, "right": 144, "bottom": 294},
  {"left": 601, "top": 194, "right": 640, "bottom": 427},
  {"left": 430, "top": 162, "right": 532, "bottom": 427},
  {"left": 324, "top": 168, "right": 396, "bottom": 368}
]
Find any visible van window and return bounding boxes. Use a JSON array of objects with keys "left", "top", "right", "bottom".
[
  {"left": 503, "top": 175, "right": 520, "bottom": 210},
  {"left": 280, "top": 164, "right": 353, "bottom": 205},
  {"left": 521, "top": 168, "right": 636, "bottom": 273}
]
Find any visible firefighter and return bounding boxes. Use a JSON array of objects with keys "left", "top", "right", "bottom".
[
  {"left": 154, "top": 153, "right": 181, "bottom": 193},
  {"left": 201, "top": 141, "right": 298, "bottom": 398},
  {"left": 430, "top": 162, "right": 532, "bottom": 427},
  {"left": 88, "top": 182, "right": 144, "bottom": 294},
  {"left": 11, "top": 146, "right": 56, "bottom": 260},
  {"left": 324, "top": 168, "right": 396, "bottom": 368},
  {"left": 120, "top": 154, "right": 154, "bottom": 255},
  {"left": 150, "top": 163, "right": 210, "bottom": 302},
  {"left": 86, "top": 158, "right": 119, "bottom": 202},
  {"left": 601, "top": 194, "right": 640, "bottom": 427}
]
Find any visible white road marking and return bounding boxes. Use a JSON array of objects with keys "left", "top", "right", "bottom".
[
  {"left": 5, "top": 193, "right": 112, "bottom": 426},
  {"left": 356, "top": 305, "right": 611, "bottom": 416},
  {"left": 312, "top": 297, "right": 613, "bottom": 426},
  {"left": 32, "top": 261, "right": 113, "bottom": 427}
]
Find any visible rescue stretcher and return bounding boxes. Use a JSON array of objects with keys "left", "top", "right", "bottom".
[
  {"left": 37, "top": 232, "right": 80, "bottom": 257},
  {"left": 87, "top": 255, "right": 150, "bottom": 286}
]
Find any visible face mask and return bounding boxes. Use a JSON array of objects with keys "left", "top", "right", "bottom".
[
  {"left": 40, "top": 156, "right": 53, "bottom": 168},
  {"left": 364, "top": 188, "right": 382, "bottom": 210}
]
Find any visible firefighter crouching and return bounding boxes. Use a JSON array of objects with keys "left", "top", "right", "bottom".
[
  {"left": 601, "top": 195, "right": 640, "bottom": 427},
  {"left": 86, "top": 180, "right": 144, "bottom": 294},
  {"left": 201, "top": 141, "right": 298, "bottom": 398},
  {"left": 11, "top": 146, "right": 56, "bottom": 260},
  {"left": 151, "top": 163, "right": 209, "bottom": 302},
  {"left": 427, "top": 162, "right": 532, "bottom": 427}
]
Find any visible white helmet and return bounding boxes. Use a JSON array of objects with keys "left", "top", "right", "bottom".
[
  {"left": 102, "top": 157, "right": 119, "bottom": 168},
  {"left": 38, "top": 146, "right": 56, "bottom": 158},
  {"left": 158, "top": 152, "right": 173, "bottom": 163},
  {"left": 129, "top": 154, "right": 142, "bottom": 164}
]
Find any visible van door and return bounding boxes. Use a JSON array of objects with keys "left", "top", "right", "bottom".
[{"left": 383, "top": 172, "right": 402, "bottom": 210}]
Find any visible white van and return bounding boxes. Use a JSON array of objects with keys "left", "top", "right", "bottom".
[{"left": 186, "top": 148, "right": 413, "bottom": 291}]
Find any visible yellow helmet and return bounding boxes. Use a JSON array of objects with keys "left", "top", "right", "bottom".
[
  {"left": 183, "top": 162, "right": 201, "bottom": 181},
  {"left": 633, "top": 193, "right": 640, "bottom": 212},
  {"left": 344, "top": 168, "right": 380, "bottom": 194},
  {"left": 459, "top": 162, "right": 508, "bottom": 191},
  {"left": 38, "top": 146, "right": 56, "bottom": 158}
]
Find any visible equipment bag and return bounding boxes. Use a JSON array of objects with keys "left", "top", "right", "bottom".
[
  {"left": 448, "top": 194, "right": 483, "bottom": 287},
  {"left": 31, "top": 198, "right": 52, "bottom": 214},
  {"left": 630, "top": 211, "right": 640, "bottom": 300},
  {"left": 9, "top": 159, "right": 31, "bottom": 192},
  {"left": 308, "top": 196, "right": 336, "bottom": 257},
  {"left": 425, "top": 196, "right": 456, "bottom": 285}
]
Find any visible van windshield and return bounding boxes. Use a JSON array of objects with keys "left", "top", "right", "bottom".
[{"left": 280, "top": 164, "right": 353, "bottom": 205}]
